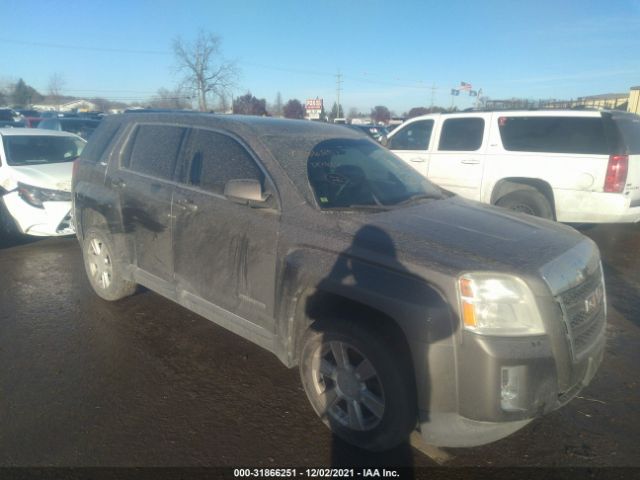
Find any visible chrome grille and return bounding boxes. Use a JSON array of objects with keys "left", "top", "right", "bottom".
[{"left": 557, "top": 265, "right": 606, "bottom": 360}]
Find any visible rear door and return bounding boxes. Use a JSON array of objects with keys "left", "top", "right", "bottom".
[
  {"left": 387, "top": 118, "right": 435, "bottom": 177},
  {"left": 172, "top": 128, "right": 279, "bottom": 331},
  {"left": 109, "top": 123, "right": 187, "bottom": 281},
  {"left": 427, "top": 115, "right": 487, "bottom": 200}
]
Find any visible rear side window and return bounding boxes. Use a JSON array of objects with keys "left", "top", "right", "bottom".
[
  {"left": 124, "top": 124, "right": 187, "bottom": 180},
  {"left": 499, "top": 116, "right": 609, "bottom": 154},
  {"left": 182, "top": 129, "right": 263, "bottom": 195},
  {"left": 438, "top": 118, "right": 484, "bottom": 151},
  {"left": 80, "top": 119, "right": 122, "bottom": 164},
  {"left": 611, "top": 114, "right": 640, "bottom": 154},
  {"left": 388, "top": 120, "right": 433, "bottom": 150}
]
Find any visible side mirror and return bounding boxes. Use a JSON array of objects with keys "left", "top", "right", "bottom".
[
  {"left": 224, "top": 179, "right": 269, "bottom": 204},
  {"left": 379, "top": 135, "right": 389, "bottom": 147}
]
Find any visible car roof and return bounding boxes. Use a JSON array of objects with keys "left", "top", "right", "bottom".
[
  {"left": 405, "top": 109, "right": 605, "bottom": 123},
  {"left": 0, "top": 127, "right": 85, "bottom": 138},
  {"left": 117, "top": 112, "right": 364, "bottom": 138}
]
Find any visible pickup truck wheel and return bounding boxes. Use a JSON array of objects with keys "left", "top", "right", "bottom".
[
  {"left": 496, "top": 189, "right": 553, "bottom": 219},
  {"left": 299, "top": 320, "right": 416, "bottom": 451},
  {"left": 83, "top": 228, "right": 136, "bottom": 301}
]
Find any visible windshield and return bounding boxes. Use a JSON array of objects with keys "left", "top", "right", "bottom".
[
  {"left": 3, "top": 135, "right": 86, "bottom": 166},
  {"left": 261, "top": 135, "right": 444, "bottom": 210}
]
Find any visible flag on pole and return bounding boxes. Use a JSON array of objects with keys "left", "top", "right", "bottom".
[
  {"left": 460, "top": 82, "right": 472, "bottom": 91},
  {"left": 451, "top": 89, "right": 460, "bottom": 96}
]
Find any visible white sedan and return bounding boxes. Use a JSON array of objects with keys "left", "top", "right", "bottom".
[{"left": 0, "top": 128, "right": 86, "bottom": 236}]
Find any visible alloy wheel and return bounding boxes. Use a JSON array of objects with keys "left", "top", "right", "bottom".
[{"left": 310, "top": 340, "right": 385, "bottom": 431}]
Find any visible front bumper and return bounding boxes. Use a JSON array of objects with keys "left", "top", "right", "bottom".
[
  {"left": 419, "top": 330, "right": 605, "bottom": 447},
  {"left": 2, "top": 191, "right": 74, "bottom": 236}
]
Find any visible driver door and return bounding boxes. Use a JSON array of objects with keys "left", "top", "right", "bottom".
[{"left": 387, "top": 119, "right": 435, "bottom": 177}]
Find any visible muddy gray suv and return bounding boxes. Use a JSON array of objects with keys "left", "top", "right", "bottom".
[{"left": 72, "top": 113, "right": 606, "bottom": 451}]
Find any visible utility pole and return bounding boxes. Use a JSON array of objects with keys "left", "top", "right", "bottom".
[
  {"left": 336, "top": 70, "right": 343, "bottom": 120},
  {"left": 430, "top": 83, "right": 437, "bottom": 108}
]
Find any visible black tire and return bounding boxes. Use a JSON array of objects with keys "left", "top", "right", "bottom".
[
  {"left": 496, "top": 189, "right": 554, "bottom": 219},
  {"left": 0, "top": 199, "right": 20, "bottom": 237},
  {"left": 82, "top": 228, "right": 136, "bottom": 301},
  {"left": 299, "top": 319, "right": 417, "bottom": 451}
]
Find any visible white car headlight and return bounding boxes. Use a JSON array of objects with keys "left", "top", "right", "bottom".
[{"left": 458, "top": 273, "right": 545, "bottom": 336}]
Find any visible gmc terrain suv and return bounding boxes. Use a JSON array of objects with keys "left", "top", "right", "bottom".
[
  {"left": 73, "top": 113, "right": 606, "bottom": 451},
  {"left": 387, "top": 110, "right": 640, "bottom": 223}
]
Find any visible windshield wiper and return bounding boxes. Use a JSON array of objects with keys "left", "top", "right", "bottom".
[
  {"left": 324, "top": 204, "right": 391, "bottom": 212},
  {"left": 391, "top": 193, "right": 442, "bottom": 207}
]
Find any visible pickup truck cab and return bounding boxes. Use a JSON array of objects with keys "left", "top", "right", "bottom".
[
  {"left": 73, "top": 113, "right": 606, "bottom": 450},
  {"left": 387, "top": 110, "right": 640, "bottom": 223}
]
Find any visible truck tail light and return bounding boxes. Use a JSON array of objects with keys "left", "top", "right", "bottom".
[{"left": 604, "top": 154, "right": 628, "bottom": 193}]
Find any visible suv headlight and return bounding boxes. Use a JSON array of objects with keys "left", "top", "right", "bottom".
[
  {"left": 18, "top": 182, "right": 71, "bottom": 209},
  {"left": 458, "top": 273, "right": 545, "bottom": 336}
]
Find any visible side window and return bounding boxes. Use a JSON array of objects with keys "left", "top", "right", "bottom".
[
  {"left": 124, "top": 124, "right": 187, "bottom": 180},
  {"left": 80, "top": 119, "right": 121, "bottom": 164},
  {"left": 388, "top": 120, "right": 433, "bottom": 150},
  {"left": 499, "top": 116, "right": 609, "bottom": 154},
  {"left": 438, "top": 118, "right": 484, "bottom": 151},
  {"left": 184, "top": 129, "right": 264, "bottom": 195}
]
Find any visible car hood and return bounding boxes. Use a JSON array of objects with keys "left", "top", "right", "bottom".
[
  {"left": 5, "top": 163, "right": 73, "bottom": 192},
  {"left": 336, "top": 196, "right": 590, "bottom": 278}
]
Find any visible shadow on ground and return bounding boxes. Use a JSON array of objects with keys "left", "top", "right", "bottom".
[{"left": 0, "top": 233, "right": 42, "bottom": 250}]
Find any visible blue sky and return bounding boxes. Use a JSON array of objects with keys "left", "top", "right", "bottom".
[{"left": 1, "top": 0, "right": 639, "bottom": 113}]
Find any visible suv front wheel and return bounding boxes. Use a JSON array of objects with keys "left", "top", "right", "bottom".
[
  {"left": 299, "top": 319, "right": 416, "bottom": 451},
  {"left": 82, "top": 228, "right": 136, "bottom": 301}
]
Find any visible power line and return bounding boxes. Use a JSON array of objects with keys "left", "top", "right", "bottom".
[{"left": 0, "top": 38, "right": 168, "bottom": 55}]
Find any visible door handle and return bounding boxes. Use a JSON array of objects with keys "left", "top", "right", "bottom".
[
  {"left": 461, "top": 159, "right": 480, "bottom": 165},
  {"left": 410, "top": 157, "right": 426, "bottom": 163},
  {"left": 175, "top": 198, "right": 198, "bottom": 212}
]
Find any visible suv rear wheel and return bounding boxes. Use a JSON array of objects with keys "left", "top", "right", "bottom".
[
  {"left": 83, "top": 228, "right": 136, "bottom": 301},
  {"left": 496, "top": 189, "right": 554, "bottom": 219},
  {"left": 299, "top": 319, "right": 416, "bottom": 451}
]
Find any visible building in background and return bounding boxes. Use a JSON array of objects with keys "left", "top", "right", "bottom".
[{"left": 33, "top": 99, "right": 97, "bottom": 112}]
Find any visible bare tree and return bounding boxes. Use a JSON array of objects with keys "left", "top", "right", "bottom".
[
  {"left": 149, "top": 87, "right": 191, "bottom": 110},
  {"left": 172, "top": 31, "right": 239, "bottom": 111},
  {"left": 273, "top": 92, "right": 283, "bottom": 117},
  {"left": 48, "top": 73, "right": 66, "bottom": 109},
  {"left": 371, "top": 105, "right": 391, "bottom": 124},
  {"left": 216, "top": 93, "right": 230, "bottom": 113},
  {"left": 283, "top": 99, "right": 305, "bottom": 119},
  {"left": 233, "top": 91, "right": 267, "bottom": 116}
]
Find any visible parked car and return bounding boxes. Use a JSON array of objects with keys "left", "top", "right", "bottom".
[
  {"left": 73, "top": 113, "right": 605, "bottom": 451},
  {"left": 38, "top": 117, "right": 101, "bottom": 139},
  {"left": 0, "top": 108, "right": 18, "bottom": 122},
  {"left": 15, "top": 109, "right": 40, "bottom": 118},
  {"left": 346, "top": 124, "right": 389, "bottom": 142},
  {"left": 0, "top": 129, "right": 85, "bottom": 236},
  {"left": 386, "top": 110, "right": 640, "bottom": 223}
]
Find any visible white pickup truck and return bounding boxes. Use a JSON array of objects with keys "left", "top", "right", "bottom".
[{"left": 387, "top": 110, "right": 640, "bottom": 223}]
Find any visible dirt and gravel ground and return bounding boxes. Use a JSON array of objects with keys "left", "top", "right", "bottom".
[{"left": 0, "top": 224, "right": 638, "bottom": 470}]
